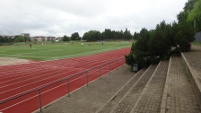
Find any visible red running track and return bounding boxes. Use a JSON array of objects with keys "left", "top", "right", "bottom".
[{"left": 0, "top": 48, "right": 130, "bottom": 113}]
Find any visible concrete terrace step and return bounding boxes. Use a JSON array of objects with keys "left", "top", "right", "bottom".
[
  {"left": 130, "top": 60, "right": 169, "bottom": 113},
  {"left": 160, "top": 56, "right": 201, "bottom": 113},
  {"left": 182, "top": 50, "right": 201, "bottom": 109},
  {"left": 95, "top": 68, "right": 146, "bottom": 113},
  {"left": 108, "top": 64, "right": 158, "bottom": 113},
  {"left": 35, "top": 65, "right": 136, "bottom": 113}
]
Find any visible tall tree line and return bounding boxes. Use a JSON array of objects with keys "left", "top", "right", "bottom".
[
  {"left": 63, "top": 29, "right": 133, "bottom": 42},
  {"left": 0, "top": 36, "right": 13, "bottom": 43},
  {"left": 0, "top": 35, "right": 31, "bottom": 44},
  {"left": 82, "top": 29, "right": 133, "bottom": 41}
]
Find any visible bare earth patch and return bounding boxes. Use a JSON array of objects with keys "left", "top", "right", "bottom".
[{"left": 0, "top": 57, "right": 30, "bottom": 66}]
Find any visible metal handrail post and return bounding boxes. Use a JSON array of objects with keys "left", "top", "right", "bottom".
[
  {"left": 68, "top": 77, "right": 70, "bottom": 97},
  {"left": 86, "top": 70, "right": 89, "bottom": 86},
  {"left": 116, "top": 59, "right": 118, "bottom": 66},
  {"left": 109, "top": 62, "right": 111, "bottom": 71},
  {"left": 108, "top": 62, "right": 110, "bottom": 70},
  {"left": 38, "top": 89, "right": 42, "bottom": 113},
  {"left": 99, "top": 65, "right": 102, "bottom": 79}
]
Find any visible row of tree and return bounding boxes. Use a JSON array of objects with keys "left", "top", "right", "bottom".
[
  {"left": 63, "top": 29, "right": 133, "bottom": 42},
  {"left": 125, "top": 0, "right": 200, "bottom": 69},
  {"left": 0, "top": 36, "right": 13, "bottom": 43},
  {"left": 0, "top": 28, "right": 133, "bottom": 44},
  {"left": 0, "top": 35, "right": 31, "bottom": 44},
  {"left": 82, "top": 29, "right": 132, "bottom": 41}
]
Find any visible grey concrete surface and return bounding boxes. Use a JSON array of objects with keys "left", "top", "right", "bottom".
[{"left": 36, "top": 65, "right": 134, "bottom": 113}]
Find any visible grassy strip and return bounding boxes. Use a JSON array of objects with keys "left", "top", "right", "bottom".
[{"left": 0, "top": 41, "right": 132, "bottom": 60}]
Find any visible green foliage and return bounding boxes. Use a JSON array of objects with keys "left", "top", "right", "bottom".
[
  {"left": 187, "top": 2, "right": 198, "bottom": 21},
  {"left": 125, "top": 52, "right": 136, "bottom": 67},
  {"left": 176, "top": 11, "right": 195, "bottom": 51},
  {"left": 133, "top": 32, "right": 139, "bottom": 40},
  {"left": 82, "top": 29, "right": 133, "bottom": 41},
  {"left": 187, "top": 0, "right": 201, "bottom": 31},
  {"left": 14, "top": 35, "right": 25, "bottom": 42},
  {"left": 0, "top": 36, "right": 13, "bottom": 43},
  {"left": 133, "top": 28, "right": 149, "bottom": 53},
  {"left": 149, "top": 21, "right": 171, "bottom": 57},
  {"left": 71, "top": 32, "right": 80, "bottom": 40},
  {"left": 82, "top": 30, "right": 102, "bottom": 41},
  {"left": 126, "top": 18, "right": 194, "bottom": 69},
  {"left": 123, "top": 28, "right": 133, "bottom": 40},
  {"left": 102, "top": 29, "right": 113, "bottom": 40},
  {"left": 63, "top": 35, "right": 70, "bottom": 42},
  {"left": 126, "top": 28, "right": 154, "bottom": 69},
  {"left": 126, "top": 0, "right": 198, "bottom": 69}
]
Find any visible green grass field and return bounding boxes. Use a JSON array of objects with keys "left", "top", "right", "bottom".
[{"left": 0, "top": 41, "right": 132, "bottom": 61}]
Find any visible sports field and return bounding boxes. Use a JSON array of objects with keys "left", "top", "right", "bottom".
[{"left": 0, "top": 41, "right": 132, "bottom": 60}]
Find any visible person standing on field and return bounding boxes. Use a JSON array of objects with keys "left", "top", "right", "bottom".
[{"left": 29, "top": 43, "right": 32, "bottom": 48}]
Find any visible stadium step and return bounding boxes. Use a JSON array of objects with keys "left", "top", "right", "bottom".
[
  {"left": 96, "top": 64, "right": 158, "bottom": 113},
  {"left": 182, "top": 49, "right": 201, "bottom": 109},
  {"left": 130, "top": 60, "right": 169, "bottom": 113},
  {"left": 95, "top": 68, "right": 146, "bottom": 113},
  {"left": 160, "top": 56, "right": 201, "bottom": 113}
]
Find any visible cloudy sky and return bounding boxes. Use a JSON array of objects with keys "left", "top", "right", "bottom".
[{"left": 0, "top": 0, "right": 187, "bottom": 37}]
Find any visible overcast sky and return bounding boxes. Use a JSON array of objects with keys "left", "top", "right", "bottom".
[{"left": 0, "top": 0, "right": 187, "bottom": 37}]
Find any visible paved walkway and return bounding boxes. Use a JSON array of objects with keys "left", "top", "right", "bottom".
[
  {"left": 131, "top": 60, "right": 168, "bottom": 113},
  {"left": 35, "top": 65, "right": 135, "bottom": 113},
  {"left": 182, "top": 45, "right": 201, "bottom": 83},
  {"left": 96, "top": 68, "right": 146, "bottom": 113},
  {"left": 182, "top": 45, "right": 201, "bottom": 109},
  {"left": 161, "top": 56, "right": 200, "bottom": 113},
  {"left": 109, "top": 64, "right": 157, "bottom": 113}
]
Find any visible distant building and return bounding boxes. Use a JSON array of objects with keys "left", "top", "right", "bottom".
[
  {"left": 54, "top": 37, "right": 61, "bottom": 42},
  {"left": 32, "top": 36, "right": 55, "bottom": 42},
  {"left": 21, "top": 33, "right": 30, "bottom": 38}
]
